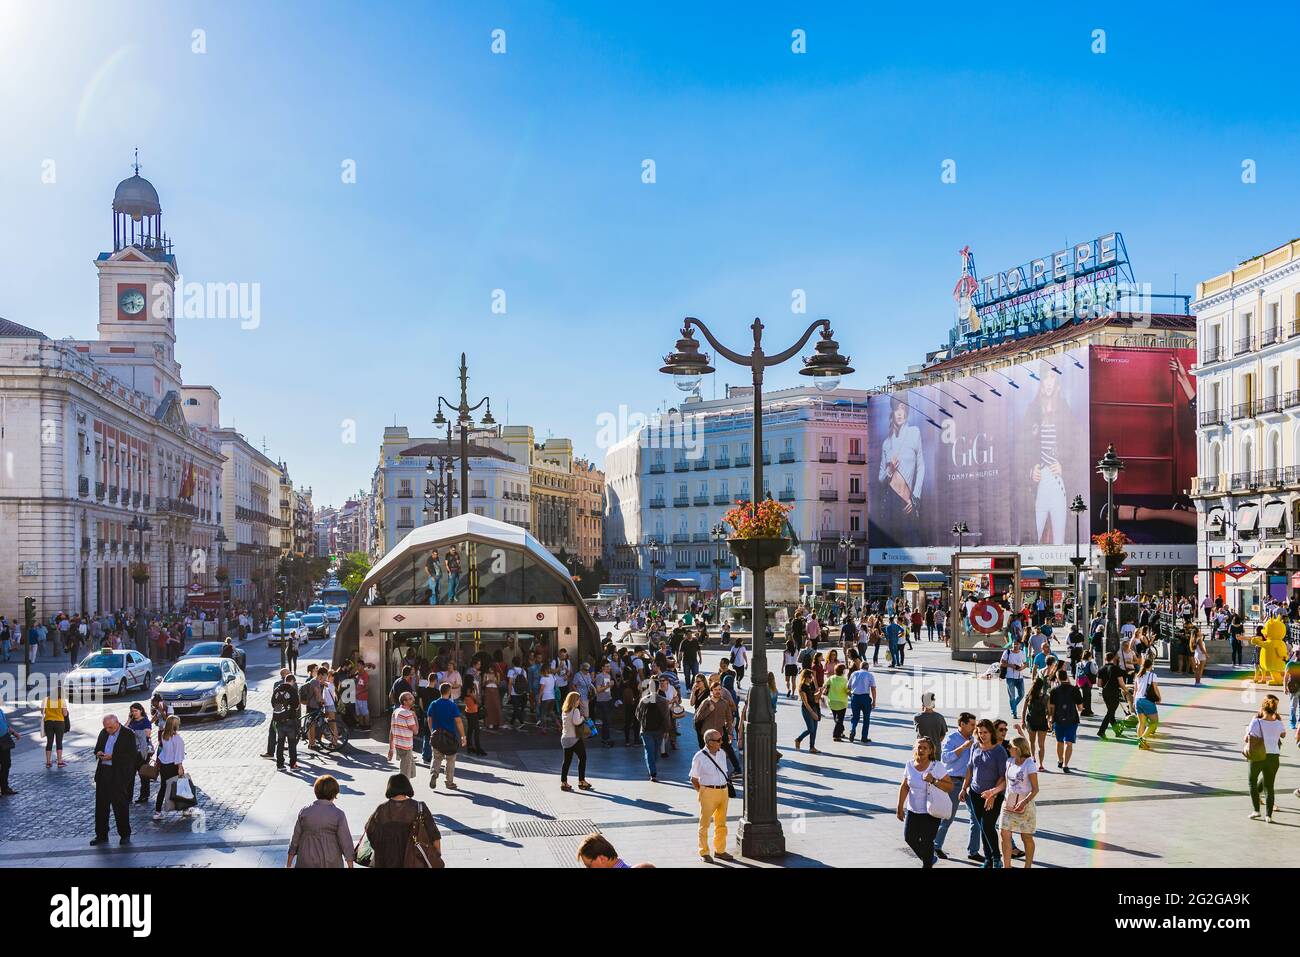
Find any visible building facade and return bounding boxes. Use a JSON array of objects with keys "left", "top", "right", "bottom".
[{"left": 1191, "top": 237, "right": 1300, "bottom": 616}]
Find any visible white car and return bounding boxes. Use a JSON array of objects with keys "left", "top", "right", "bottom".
[
  {"left": 267, "top": 619, "right": 307, "bottom": 646},
  {"left": 325, "top": 605, "right": 342, "bottom": 623},
  {"left": 66, "top": 649, "right": 154, "bottom": 697}
]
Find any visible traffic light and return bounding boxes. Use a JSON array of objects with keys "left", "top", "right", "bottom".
[
  {"left": 23, "top": 596, "right": 36, "bottom": 631},
  {"left": 275, "top": 574, "right": 287, "bottom": 614}
]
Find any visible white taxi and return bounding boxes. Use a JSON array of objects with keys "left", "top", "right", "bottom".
[{"left": 65, "top": 648, "right": 154, "bottom": 697}]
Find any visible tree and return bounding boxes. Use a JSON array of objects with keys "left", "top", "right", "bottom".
[{"left": 339, "top": 551, "right": 372, "bottom": 595}]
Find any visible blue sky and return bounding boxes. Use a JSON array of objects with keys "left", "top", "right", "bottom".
[{"left": 4, "top": 1, "right": 1300, "bottom": 508}]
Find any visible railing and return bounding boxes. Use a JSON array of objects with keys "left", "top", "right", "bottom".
[
  {"left": 1196, "top": 474, "right": 1221, "bottom": 494},
  {"left": 818, "top": 489, "right": 839, "bottom": 501},
  {"left": 95, "top": 481, "right": 105, "bottom": 500},
  {"left": 735, "top": 457, "right": 751, "bottom": 468},
  {"left": 761, "top": 454, "right": 771, "bottom": 465},
  {"left": 818, "top": 452, "right": 838, "bottom": 463},
  {"left": 649, "top": 463, "right": 665, "bottom": 474},
  {"left": 396, "top": 520, "right": 414, "bottom": 529},
  {"left": 159, "top": 497, "right": 200, "bottom": 518},
  {"left": 692, "top": 532, "right": 710, "bottom": 542},
  {"left": 132, "top": 490, "right": 141, "bottom": 507},
  {"left": 674, "top": 460, "right": 690, "bottom": 472},
  {"left": 1292, "top": 321, "right": 1300, "bottom": 338},
  {"left": 1260, "top": 326, "right": 1281, "bottom": 347},
  {"left": 847, "top": 492, "right": 866, "bottom": 503},
  {"left": 1198, "top": 408, "right": 1226, "bottom": 426},
  {"left": 672, "top": 533, "right": 690, "bottom": 543},
  {"left": 1254, "top": 469, "right": 1280, "bottom": 488},
  {"left": 713, "top": 458, "right": 730, "bottom": 470},
  {"left": 143, "top": 494, "right": 150, "bottom": 509},
  {"left": 1285, "top": 390, "right": 1300, "bottom": 410},
  {"left": 1234, "top": 336, "right": 1255, "bottom": 355},
  {"left": 779, "top": 451, "right": 796, "bottom": 464},
  {"left": 471, "top": 489, "right": 487, "bottom": 498},
  {"left": 693, "top": 459, "right": 709, "bottom": 471},
  {"left": 712, "top": 493, "right": 730, "bottom": 505},
  {"left": 1202, "top": 344, "right": 1223, "bottom": 364},
  {"left": 849, "top": 530, "right": 867, "bottom": 542},
  {"left": 1284, "top": 465, "right": 1300, "bottom": 485},
  {"left": 847, "top": 452, "right": 866, "bottom": 465},
  {"left": 693, "top": 495, "right": 710, "bottom": 506},
  {"left": 818, "top": 528, "right": 841, "bottom": 540},
  {"left": 396, "top": 489, "right": 413, "bottom": 498},
  {"left": 1258, "top": 394, "right": 1280, "bottom": 414},
  {"left": 649, "top": 498, "right": 665, "bottom": 508},
  {"left": 778, "top": 489, "right": 796, "bottom": 501},
  {"left": 78, "top": 476, "right": 89, "bottom": 497},
  {"left": 1229, "top": 471, "right": 1254, "bottom": 491},
  {"left": 1231, "top": 401, "right": 1254, "bottom": 420},
  {"left": 673, "top": 496, "right": 690, "bottom": 507},
  {"left": 81, "top": 536, "right": 91, "bottom": 551},
  {"left": 108, "top": 485, "right": 119, "bottom": 503}
]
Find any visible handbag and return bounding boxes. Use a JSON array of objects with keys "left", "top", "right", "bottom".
[
  {"left": 138, "top": 757, "right": 160, "bottom": 781},
  {"left": 406, "top": 802, "right": 444, "bottom": 869},
  {"left": 1243, "top": 733, "right": 1266, "bottom": 763},
  {"left": 703, "top": 749, "right": 736, "bottom": 798},
  {"left": 167, "top": 773, "right": 198, "bottom": 810},
  {"left": 576, "top": 716, "right": 591, "bottom": 739},
  {"left": 925, "top": 779, "right": 953, "bottom": 819},
  {"left": 354, "top": 832, "right": 374, "bottom": 867},
  {"left": 431, "top": 728, "right": 458, "bottom": 755}
]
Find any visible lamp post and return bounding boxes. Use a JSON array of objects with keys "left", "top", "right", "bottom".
[
  {"left": 711, "top": 522, "right": 728, "bottom": 626},
  {"left": 659, "top": 315, "right": 853, "bottom": 859},
  {"left": 434, "top": 353, "right": 495, "bottom": 518},
  {"left": 951, "top": 521, "right": 969, "bottom": 554},
  {"left": 1097, "top": 444, "right": 1125, "bottom": 653},
  {"left": 215, "top": 528, "right": 228, "bottom": 639},
  {"left": 1069, "top": 495, "right": 1086, "bottom": 626},
  {"left": 838, "top": 534, "right": 852, "bottom": 614},
  {"left": 129, "top": 516, "right": 151, "bottom": 651}
]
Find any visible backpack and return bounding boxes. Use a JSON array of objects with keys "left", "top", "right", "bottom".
[
  {"left": 512, "top": 671, "right": 528, "bottom": 695},
  {"left": 272, "top": 683, "right": 297, "bottom": 716}
]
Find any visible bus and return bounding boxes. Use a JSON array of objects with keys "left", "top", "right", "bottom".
[{"left": 320, "top": 585, "right": 350, "bottom": 610}]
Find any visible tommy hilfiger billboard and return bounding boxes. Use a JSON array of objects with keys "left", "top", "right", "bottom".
[{"left": 951, "top": 233, "right": 1135, "bottom": 349}]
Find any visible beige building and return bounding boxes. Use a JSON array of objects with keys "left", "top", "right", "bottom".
[{"left": 500, "top": 426, "right": 605, "bottom": 570}]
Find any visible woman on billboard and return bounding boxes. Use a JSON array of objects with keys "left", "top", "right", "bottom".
[
  {"left": 1017, "top": 360, "right": 1074, "bottom": 544},
  {"left": 878, "top": 396, "right": 924, "bottom": 544}
]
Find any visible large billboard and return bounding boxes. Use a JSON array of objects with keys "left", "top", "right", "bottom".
[{"left": 867, "top": 344, "right": 1198, "bottom": 551}]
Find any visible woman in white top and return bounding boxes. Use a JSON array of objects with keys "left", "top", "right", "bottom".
[
  {"left": 1244, "top": 694, "right": 1286, "bottom": 823},
  {"left": 999, "top": 736, "right": 1040, "bottom": 867},
  {"left": 1132, "top": 656, "right": 1160, "bottom": 751},
  {"left": 538, "top": 666, "right": 558, "bottom": 732},
  {"left": 1190, "top": 630, "right": 1208, "bottom": 686},
  {"left": 729, "top": 637, "right": 750, "bottom": 686},
  {"left": 559, "top": 692, "right": 592, "bottom": 792},
  {"left": 895, "top": 737, "right": 951, "bottom": 868},
  {"left": 152, "top": 716, "right": 187, "bottom": 820}
]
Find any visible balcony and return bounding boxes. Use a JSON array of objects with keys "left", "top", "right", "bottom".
[
  {"left": 649, "top": 463, "right": 666, "bottom": 474},
  {"left": 1285, "top": 466, "right": 1300, "bottom": 486},
  {"left": 847, "top": 491, "right": 866, "bottom": 504},
  {"left": 713, "top": 493, "right": 731, "bottom": 505},
  {"left": 672, "top": 533, "right": 690, "bottom": 543},
  {"left": 818, "top": 528, "right": 842, "bottom": 540},
  {"left": 1229, "top": 471, "right": 1254, "bottom": 492},
  {"left": 1198, "top": 408, "right": 1226, "bottom": 427},
  {"left": 396, "top": 489, "right": 413, "bottom": 498},
  {"left": 396, "top": 520, "right": 415, "bottom": 530},
  {"left": 693, "top": 495, "right": 710, "bottom": 506},
  {"left": 761, "top": 453, "right": 771, "bottom": 465},
  {"left": 1194, "top": 475, "right": 1221, "bottom": 495},
  {"left": 847, "top": 452, "right": 866, "bottom": 465},
  {"left": 108, "top": 485, "right": 119, "bottom": 503},
  {"left": 818, "top": 489, "right": 839, "bottom": 501},
  {"left": 1201, "top": 344, "right": 1223, "bottom": 364},
  {"left": 1261, "top": 326, "right": 1281, "bottom": 347},
  {"left": 734, "top": 457, "right": 751, "bottom": 469},
  {"left": 95, "top": 481, "right": 105, "bottom": 500},
  {"left": 778, "top": 489, "right": 796, "bottom": 501},
  {"left": 143, "top": 494, "right": 150, "bottom": 509},
  {"left": 779, "top": 451, "right": 796, "bottom": 464},
  {"left": 673, "top": 496, "right": 690, "bottom": 507},
  {"left": 1234, "top": 335, "right": 1255, "bottom": 356},
  {"left": 714, "top": 458, "right": 730, "bottom": 470},
  {"left": 818, "top": 452, "right": 838, "bottom": 463},
  {"left": 1258, "top": 394, "right": 1281, "bottom": 415},
  {"left": 1255, "top": 468, "right": 1281, "bottom": 488},
  {"left": 1231, "top": 401, "right": 1254, "bottom": 420},
  {"left": 692, "top": 532, "right": 710, "bottom": 542},
  {"left": 159, "top": 497, "right": 201, "bottom": 518},
  {"left": 132, "top": 491, "right": 142, "bottom": 507},
  {"left": 649, "top": 498, "right": 666, "bottom": 509},
  {"left": 471, "top": 489, "right": 487, "bottom": 498},
  {"left": 695, "top": 557, "right": 713, "bottom": 568},
  {"left": 693, "top": 459, "right": 709, "bottom": 471},
  {"left": 1292, "top": 321, "right": 1300, "bottom": 339},
  {"left": 1285, "top": 390, "right": 1300, "bottom": 410},
  {"left": 673, "top": 460, "right": 690, "bottom": 472},
  {"left": 78, "top": 476, "right": 89, "bottom": 497}
]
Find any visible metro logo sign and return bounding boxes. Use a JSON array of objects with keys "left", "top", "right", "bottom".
[{"left": 1223, "top": 560, "right": 1251, "bottom": 580}]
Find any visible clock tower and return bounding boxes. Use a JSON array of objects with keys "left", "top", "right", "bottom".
[{"left": 93, "top": 154, "right": 183, "bottom": 395}]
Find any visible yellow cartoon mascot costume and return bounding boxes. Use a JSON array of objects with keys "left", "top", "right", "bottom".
[{"left": 1251, "top": 616, "right": 1288, "bottom": 686}]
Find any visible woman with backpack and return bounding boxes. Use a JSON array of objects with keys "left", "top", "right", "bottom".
[{"left": 1133, "top": 656, "right": 1161, "bottom": 751}]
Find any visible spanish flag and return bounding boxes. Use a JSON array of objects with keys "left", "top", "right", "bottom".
[{"left": 179, "top": 461, "right": 196, "bottom": 500}]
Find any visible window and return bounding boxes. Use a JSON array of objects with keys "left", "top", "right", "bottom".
[{"left": 849, "top": 474, "right": 862, "bottom": 494}]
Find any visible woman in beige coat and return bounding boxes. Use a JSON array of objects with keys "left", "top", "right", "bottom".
[{"left": 287, "top": 775, "right": 355, "bottom": 868}]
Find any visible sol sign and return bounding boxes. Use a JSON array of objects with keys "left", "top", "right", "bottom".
[{"left": 969, "top": 599, "right": 1007, "bottom": 635}]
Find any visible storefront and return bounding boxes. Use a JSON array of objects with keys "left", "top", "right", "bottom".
[
  {"left": 333, "top": 514, "right": 600, "bottom": 740},
  {"left": 901, "top": 571, "right": 948, "bottom": 612}
]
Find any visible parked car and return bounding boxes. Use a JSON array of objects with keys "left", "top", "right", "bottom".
[
  {"left": 183, "top": 641, "right": 247, "bottom": 674},
  {"left": 65, "top": 649, "right": 153, "bottom": 697},
  {"left": 156, "top": 656, "right": 248, "bottom": 719}
]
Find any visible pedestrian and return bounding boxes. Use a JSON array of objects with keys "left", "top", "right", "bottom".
[
  {"left": 271, "top": 671, "right": 301, "bottom": 770},
  {"left": 1245, "top": 694, "right": 1285, "bottom": 823},
  {"left": 690, "top": 729, "right": 734, "bottom": 862},
  {"left": 913, "top": 691, "right": 948, "bottom": 757},
  {"left": 934, "top": 712, "right": 977, "bottom": 861},
  {"left": 0, "top": 698, "right": 21, "bottom": 796},
  {"left": 576, "top": 833, "right": 637, "bottom": 868},
  {"left": 1000, "top": 638, "right": 1027, "bottom": 719},
  {"left": 826, "top": 663, "right": 850, "bottom": 742},
  {"left": 1019, "top": 676, "right": 1049, "bottom": 767},
  {"left": 885, "top": 615, "right": 905, "bottom": 668},
  {"left": 592, "top": 660, "right": 616, "bottom": 747},
  {"left": 1191, "top": 629, "right": 1209, "bottom": 687},
  {"left": 1228, "top": 613, "right": 1245, "bottom": 668},
  {"left": 958, "top": 719, "right": 1007, "bottom": 868},
  {"left": 897, "top": 736, "right": 952, "bottom": 868},
  {"left": 287, "top": 775, "right": 355, "bottom": 868},
  {"left": 636, "top": 682, "right": 668, "bottom": 782},
  {"left": 728, "top": 634, "right": 750, "bottom": 687},
  {"left": 263, "top": 667, "right": 290, "bottom": 759},
  {"left": 1132, "top": 656, "right": 1161, "bottom": 751},
  {"left": 126, "top": 703, "right": 153, "bottom": 804},
  {"left": 847, "top": 659, "right": 877, "bottom": 744},
  {"left": 1075, "top": 649, "right": 1097, "bottom": 715},
  {"left": 1287, "top": 646, "right": 1300, "bottom": 729},
  {"left": 287, "top": 631, "right": 300, "bottom": 674},
  {"left": 694, "top": 680, "right": 741, "bottom": 773},
  {"left": 462, "top": 678, "right": 486, "bottom": 756},
  {"left": 1096, "top": 652, "right": 1129, "bottom": 739},
  {"left": 538, "top": 664, "right": 558, "bottom": 731},
  {"left": 999, "top": 736, "right": 1040, "bottom": 867},
  {"left": 1047, "top": 668, "right": 1083, "bottom": 772},
  {"left": 388, "top": 691, "right": 419, "bottom": 780},
  {"left": 482, "top": 662, "right": 503, "bottom": 731},
  {"left": 92, "top": 713, "right": 140, "bottom": 845},
  {"left": 793, "top": 667, "right": 822, "bottom": 753},
  {"left": 150, "top": 715, "right": 186, "bottom": 821},
  {"left": 41, "top": 684, "right": 70, "bottom": 769},
  {"left": 426, "top": 682, "right": 465, "bottom": 791},
  {"left": 782, "top": 639, "right": 799, "bottom": 698},
  {"left": 359, "top": 774, "right": 442, "bottom": 868},
  {"left": 559, "top": 691, "right": 592, "bottom": 793}
]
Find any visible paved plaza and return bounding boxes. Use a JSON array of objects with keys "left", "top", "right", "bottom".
[{"left": 0, "top": 629, "right": 1294, "bottom": 868}]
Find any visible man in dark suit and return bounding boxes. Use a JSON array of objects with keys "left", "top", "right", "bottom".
[{"left": 92, "top": 713, "right": 139, "bottom": 846}]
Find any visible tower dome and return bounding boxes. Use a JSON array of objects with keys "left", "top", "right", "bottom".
[
  {"left": 112, "top": 174, "right": 161, "bottom": 218},
  {"left": 111, "top": 150, "right": 171, "bottom": 256}
]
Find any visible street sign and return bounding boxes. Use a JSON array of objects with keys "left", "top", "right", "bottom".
[
  {"left": 233, "top": 578, "right": 245, "bottom": 586},
  {"left": 188, "top": 582, "right": 203, "bottom": 594},
  {"left": 969, "top": 598, "right": 1007, "bottom": 635},
  {"left": 1223, "top": 560, "right": 1251, "bottom": 580}
]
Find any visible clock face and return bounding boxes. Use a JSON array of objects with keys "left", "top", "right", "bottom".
[{"left": 118, "top": 288, "right": 146, "bottom": 315}]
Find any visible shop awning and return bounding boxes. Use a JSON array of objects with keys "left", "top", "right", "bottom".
[
  {"left": 1247, "top": 545, "right": 1286, "bottom": 570},
  {"left": 1261, "top": 501, "right": 1287, "bottom": 531},
  {"left": 1236, "top": 505, "right": 1260, "bottom": 532},
  {"left": 902, "top": 571, "right": 948, "bottom": 591}
]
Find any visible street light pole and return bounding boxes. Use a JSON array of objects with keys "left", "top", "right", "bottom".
[
  {"left": 1097, "top": 445, "right": 1125, "bottom": 654},
  {"left": 659, "top": 315, "right": 852, "bottom": 859},
  {"left": 1069, "top": 494, "right": 1086, "bottom": 627},
  {"left": 712, "top": 523, "right": 727, "bottom": 626},
  {"left": 434, "top": 353, "right": 495, "bottom": 518}
]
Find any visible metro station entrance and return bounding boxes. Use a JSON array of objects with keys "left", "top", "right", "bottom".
[{"left": 385, "top": 628, "right": 555, "bottom": 673}]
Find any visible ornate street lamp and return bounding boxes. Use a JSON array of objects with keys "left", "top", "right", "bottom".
[
  {"left": 660, "top": 315, "right": 852, "bottom": 859},
  {"left": 434, "top": 353, "right": 494, "bottom": 518},
  {"left": 215, "top": 527, "right": 229, "bottom": 639},
  {"left": 128, "top": 516, "right": 152, "bottom": 651},
  {"left": 1096, "top": 445, "right": 1125, "bottom": 652},
  {"left": 951, "top": 521, "right": 969, "bottom": 554},
  {"left": 711, "top": 522, "right": 728, "bottom": 627},
  {"left": 1069, "top": 495, "right": 1087, "bottom": 626}
]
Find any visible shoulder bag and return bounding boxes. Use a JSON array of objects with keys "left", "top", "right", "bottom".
[
  {"left": 702, "top": 749, "right": 737, "bottom": 798},
  {"left": 406, "top": 802, "right": 444, "bottom": 868},
  {"left": 1243, "top": 733, "right": 1266, "bottom": 763},
  {"left": 925, "top": 776, "right": 953, "bottom": 819}
]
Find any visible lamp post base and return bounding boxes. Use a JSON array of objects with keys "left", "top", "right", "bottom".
[{"left": 737, "top": 817, "right": 786, "bottom": 859}]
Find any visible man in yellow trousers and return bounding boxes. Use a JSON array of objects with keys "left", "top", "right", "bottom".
[{"left": 690, "top": 729, "right": 734, "bottom": 861}]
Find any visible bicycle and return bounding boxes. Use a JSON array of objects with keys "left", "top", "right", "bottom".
[{"left": 300, "top": 709, "right": 349, "bottom": 751}]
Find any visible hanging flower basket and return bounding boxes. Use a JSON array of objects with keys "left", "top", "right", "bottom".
[
  {"left": 723, "top": 497, "right": 792, "bottom": 540},
  {"left": 215, "top": 565, "right": 230, "bottom": 583},
  {"left": 129, "top": 562, "right": 150, "bottom": 584},
  {"left": 728, "top": 537, "right": 790, "bottom": 572},
  {"left": 1093, "top": 530, "right": 1131, "bottom": 571},
  {"left": 1102, "top": 552, "right": 1128, "bottom": 571}
]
